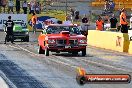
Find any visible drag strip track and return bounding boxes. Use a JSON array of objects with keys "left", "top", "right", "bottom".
[
  {"left": 0, "top": 31, "right": 132, "bottom": 88},
  {"left": 8, "top": 43, "right": 132, "bottom": 74},
  {"left": 6, "top": 42, "right": 132, "bottom": 88}
]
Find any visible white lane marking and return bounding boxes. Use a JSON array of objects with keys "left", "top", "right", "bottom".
[
  {"left": 74, "top": 57, "right": 132, "bottom": 72},
  {"left": 0, "top": 77, "right": 9, "bottom": 88}
]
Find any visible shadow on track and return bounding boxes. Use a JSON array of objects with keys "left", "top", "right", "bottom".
[{"left": 52, "top": 53, "right": 93, "bottom": 57}]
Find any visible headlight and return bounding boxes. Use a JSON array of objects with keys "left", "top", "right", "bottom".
[
  {"left": 48, "top": 39, "right": 56, "bottom": 44},
  {"left": 25, "top": 32, "right": 29, "bottom": 35},
  {"left": 79, "top": 39, "right": 87, "bottom": 44}
]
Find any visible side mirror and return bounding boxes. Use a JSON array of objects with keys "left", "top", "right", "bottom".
[
  {"left": 41, "top": 30, "right": 46, "bottom": 34},
  {"left": 41, "top": 30, "right": 43, "bottom": 34}
]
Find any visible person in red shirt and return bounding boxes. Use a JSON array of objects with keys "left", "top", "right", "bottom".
[
  {"left": 31, "top": 12, "right": 37, "bottom": 34},
  {"left": 120, "top": 8, "right": 128, "bottom": 33},
  {"left": 96, "top": 17, "right": 104, "bottom": 31}
]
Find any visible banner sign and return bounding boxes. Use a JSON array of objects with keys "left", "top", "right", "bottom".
[
  {"left": 0, "top": 14, "right": 27, "bottom": 30},
  {"left": 28, "top": 16, "right": 56, "bottom": 29},
  {"left": 27, "top": 14, "right": 66, "bottom": 30}
]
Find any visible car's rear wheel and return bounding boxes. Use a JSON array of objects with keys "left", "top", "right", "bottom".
[
  {"left": 82, "top": 48, "right": 86, "bottom": 56},
  {"left": 38, "top": 46, "right": 45, "bottom": 54},
  {"left": 45, "top": 48, "right": 49, "bottom": 56}
]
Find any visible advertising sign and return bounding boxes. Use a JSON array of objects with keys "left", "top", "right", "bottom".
[{"left": 0, "top": 14, "right": 27, "bottom": 30}]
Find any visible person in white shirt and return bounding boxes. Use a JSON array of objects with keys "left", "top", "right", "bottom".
[
  {"left": 8, "top": 0, "right": 14, "bottom": 13},
  {"left": 22, "top": 0, "right": 27, "bottom": 14},
  {"left": 30, "top": 0, "right": 35, "bottom": 14}
]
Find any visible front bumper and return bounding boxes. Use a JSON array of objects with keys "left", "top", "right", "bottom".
[
  {"left": 47, "top": 44, "right": 87, "bottom": 52},
  {"left": 13, "top": 32, "right": 29, "bottom": 39}
]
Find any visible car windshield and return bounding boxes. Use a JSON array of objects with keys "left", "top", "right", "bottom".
[
  {"left": 14, "top": 22, "right": 22, "bottom": 25},
  {"left": 14, "top": 21, "right": 26, "bottom": 28},
  {"left": 46, "top": 26, "right": 81, "bottom": 34}
]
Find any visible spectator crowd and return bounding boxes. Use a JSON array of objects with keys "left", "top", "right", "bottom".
[
  {"left": 104, "top": 0, "right": 115, "bottom": 13},
  {"left": 0, "top": 0, "right": 42, "bottom": 14}
]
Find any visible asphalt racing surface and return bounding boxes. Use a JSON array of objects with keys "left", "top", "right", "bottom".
[{"left": 0, "top": 32, "right": 132, "bottom": 88}]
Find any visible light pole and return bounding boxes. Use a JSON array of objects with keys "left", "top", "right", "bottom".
[
  {"left": 44, "top": 0, "right": 47, "bottom": 13},
  {"left": 66, "top": 0, "right": 68, "bottom": 16}
]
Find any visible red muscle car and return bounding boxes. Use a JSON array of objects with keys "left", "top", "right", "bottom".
[{"left": 38, "top": 24, "right": 87, "bottom": 56}]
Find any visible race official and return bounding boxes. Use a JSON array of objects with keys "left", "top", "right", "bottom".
[
  {"left": 110, "top": 14, "right": 118, "bottom": 28},
  {"left": 120, "top": 8, "right": 128, "bottom": 33},
  {"left": 31, "top": 12, "right": 37, "bottom": 34},
  {"left": 82, "top": 15, "right": 88, "bottom": 23},
  {"left": 5, "top": 16, "right": 14, "bottom": 44}
]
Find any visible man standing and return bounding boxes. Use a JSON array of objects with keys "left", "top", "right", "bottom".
[
  {"left": 0, "top": 0, "right": 1, "bottom": 13},
  {"left": 110, "top": 1, "right": 115, "bottom": 13},
  {"left": 30, "top": 0, "right": 36, "bottom": 14},
  {"left": 31, "top": 13, "right": 37, "bottom": 34},
  {"left": 22, "top": 0, "right": 27, "bottom": 14},
  {"left": 120, "top": 8, "right": 128, "bottom": 33},
  {"left": 82, "top": 14, "right": 88, "bottom": 23},
  {"left": 110, "top": 14, "right": 118, "bottom": 28},
  {"left": 81, "top": 14, "right": 89, "bottom": 37},
  {"left": 16, "top": 0, "right": 20, "bottom": 14},
  {"left": 75, "top": 10, "right": 79, "bottom": 22},
  {"left": 8, "top": 0, "right": 14, "bottom": 13},
  {"left": 1, "top": 0, "right": 7, "bottom": 13},
  {"left": 5, "top": 16, "right": 14, "bottom": 44},
  {"left": 70, "top": 8, "right": 74, "bottom": 22}
]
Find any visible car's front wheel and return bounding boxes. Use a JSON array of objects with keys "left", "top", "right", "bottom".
[
  {"left": 25, "top": 36, "right": 29, "bottom": 42},
  {"left": 82, "top": 48, "right": 86, "bottom": 56}
]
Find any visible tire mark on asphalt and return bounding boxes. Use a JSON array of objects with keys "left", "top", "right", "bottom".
[{"left": 0, "top": 53, "right": 54, "bottom": 88}]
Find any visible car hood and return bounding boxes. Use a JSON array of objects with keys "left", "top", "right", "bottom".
[
  {"left": 47, "top": 34, "right": 86, "bottom": 39},
  {"left": 13, "top": 25, "right": 29, "bottom": 32}
]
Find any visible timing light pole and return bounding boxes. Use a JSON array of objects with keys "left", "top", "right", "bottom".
[{"left": 66, "top": 0, "right": 68, "bottom": 16}]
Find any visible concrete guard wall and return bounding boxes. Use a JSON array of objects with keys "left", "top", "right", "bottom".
[
  {"left": 88, "top": 30, "right": 130, "bottom": 53},
  {"left": 128, "top": 42, "right": 132, "bottom": 54}
]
